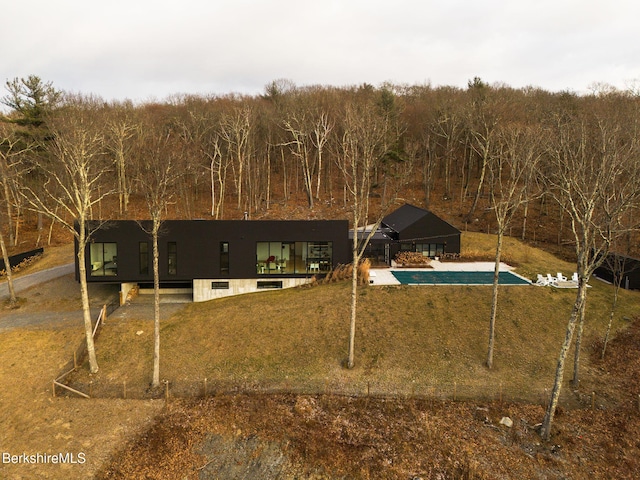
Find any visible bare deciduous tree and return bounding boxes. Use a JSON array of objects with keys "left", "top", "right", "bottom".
[
  {"left": 1, "top": 122, "right": 35, "bottom": 238},
  {"left": 220, "top": 105, "right": 252, "bottom": 211},
  {"left": 0, "top": 123, "right": 34, "bottom": 305},
  {"left": 540, "top": 104, "right": 640, "bottom": 440},
  {"left": 600, "top": 253, "right": 634, "bottom": 359},
  {"left": 133, "top": 114, "right": 185, "bottom": 388},
  {"left": 485, "top": 123, "right": 541, "bottom": 369},
  {"left": 21, "top": 101, "right": 113, "bottom": 373},
  {"left": 465, "top": 96, "right": 500, "bottom": 221},
  {"left": 336, "top": 100, "right": 409, "bottom": 369},
  {"left": 105, "top": 111, "right": 136, "bottom": 215}
]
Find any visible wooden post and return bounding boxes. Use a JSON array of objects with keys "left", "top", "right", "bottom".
[
  {"left": 123, "top": 380, "right": 127, "bottom": 399},
  {"left": 637, "top": 394, "right": 640, "bottom": 413},
  {"left": 89, "top": 381, "right": 93, "bottom": 398},
  {"left": 367, "top": 381, "right": 370, "bottom": 397},
  {"left": 203, "top": 378, "right": 207, "bottom": 398},
  {"left": 591, "top": 391, "right": 595, "bottom": 410},
  {"left": 52, "top": 380, "right": 56, "bottom": 398},
  {"left": 164, "top": 380, "right": 169, "bottom": 401}
]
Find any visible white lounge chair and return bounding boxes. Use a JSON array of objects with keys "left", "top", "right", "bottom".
[
  {"left": 547, "top": 274, "right": 558, "bottom": 286},
  {"left": 535, "top": 274, "right": 549, "bottom": 286},
  {"left": 557, "top": 272, "right": 567, "bottom": 282},
  {"left": 572, "top": 272, "right": 579, "bottom": 283}
]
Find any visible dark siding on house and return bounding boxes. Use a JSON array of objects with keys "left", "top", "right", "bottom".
[
  {"left": 594, "top": 254, "right": 640, "bottom": 290},
  {"left": 77, "top": 220, "right": 349, "bottom": 284},
  {"left": 381, "top": 204, "right": 461, "bottom": 259}
]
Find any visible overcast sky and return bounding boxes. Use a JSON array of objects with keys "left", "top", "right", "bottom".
[{"left": 2, "top": 0, "right": 639, "bottom": 104}]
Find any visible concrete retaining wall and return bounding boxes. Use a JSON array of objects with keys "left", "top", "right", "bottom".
[{"left": 193, "top": 277, "right": 311, "bottom": 302}]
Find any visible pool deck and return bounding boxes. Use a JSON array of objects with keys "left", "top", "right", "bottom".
[{"left": 369, "top": 260, "right": 530, "bottom": 286}]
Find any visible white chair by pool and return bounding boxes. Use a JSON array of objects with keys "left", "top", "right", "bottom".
[
  {"left": 535, "top": 274, "right": 549, "bottom": 286},
  {"left": 557, "top": 272, "right": 567, "bottom": 282}
]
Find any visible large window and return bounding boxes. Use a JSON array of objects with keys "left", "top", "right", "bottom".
[
  {"left": 399, "top": 242, "right": 445, "bottom": 258},
  {"left": 168, "top": 242, "right": 177, "bottom": 275},
  {"left": 256, "top": 241, "right": 332, "bottom": 274},
  {"left": 90, "top": 242, "right": 117, "bottom": 276}
]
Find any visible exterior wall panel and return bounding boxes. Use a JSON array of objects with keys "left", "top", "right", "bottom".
[{"left": 78, "top": 219, "right": 349, "bottom": 285}]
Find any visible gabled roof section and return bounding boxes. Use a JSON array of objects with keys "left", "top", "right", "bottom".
[
  {"left": 382, "top": 203, "right": 460, "bottom": 240},
  {"left": 382, "top": 204, "right": 429, "bottom": 233}
]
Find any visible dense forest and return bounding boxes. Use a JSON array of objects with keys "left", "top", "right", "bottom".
[{"left": 1, "top": 75, "right": 639, "bottom": 256}]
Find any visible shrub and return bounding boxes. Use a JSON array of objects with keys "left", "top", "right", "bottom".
[
  {"left": 394, "top": 251, "right": 431, "bottom": 267},
  {"left": 324, "top": 258, "right": 370, "bottom": 285}
]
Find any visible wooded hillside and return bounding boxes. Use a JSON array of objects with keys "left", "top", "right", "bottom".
[{"left": 1, "top": 76, "right": 639, "bottom": 257}]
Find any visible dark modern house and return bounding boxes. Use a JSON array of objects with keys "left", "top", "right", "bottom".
[
  {"left": 75, "top": 204, "right": 460, "bottom": 302},
  {"left": 594, "top": 253, "right": 640, "bottom": 290},
  {"left": 76, "top": 219, "right": 349, "bottom": 302},
  {"left": 351, "top": 203, "right": 461, "bottom": 265}
]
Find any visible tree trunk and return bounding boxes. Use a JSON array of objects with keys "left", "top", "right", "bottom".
[
  {"left": 541, "top": 281, "right": 588, "bottom": 440},
  {"left": 210, "top": 157, "right": 216, "bottom": 217},
  {"left": 571, "top": 298, "right": 587, "bottom": 387},
  {"left": 602, "top": 271, "right": 622, "bottom": 359},
  {"left": 486, "top": 228, "right": 503, "bottom": 369},
  {"left": 152, "top": 220, "right": 161, "bottom": 388},
  {"left": 521, "top": 201, "right": 529, "bottom": 240},
  {"left": 347, "top": 251, "right": 359, "bottom": 369},
  {"left": 1, "top": 177, "right": 15, "bottom": 246},
  {"left": 467, "top": 151, "right": 488, "bottom": 220},
  {"left": 77, "top": 222, "right": 99, "bottom": 373},
  {"left": 0, "top": 228, "right": 17, "bottom": 305}
]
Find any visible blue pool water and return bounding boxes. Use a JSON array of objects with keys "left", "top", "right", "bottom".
[{"left": 391, "top": 270, "right": 531, "bottom": 285}]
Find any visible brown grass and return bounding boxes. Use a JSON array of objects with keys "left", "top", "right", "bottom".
[
  {"left": 0, "top": 299, "right": 161, "bottom": 479},
  {"left": 69, "top": 233, "right": 640, "bottom": 405},
  {"left": 4, "top": 232, "right": 640, "bottom": 478}
]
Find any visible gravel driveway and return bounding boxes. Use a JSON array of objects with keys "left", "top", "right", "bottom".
[
  {"left": 1, "top": 266, "right": 188, "bottom": 331},
  {"left": 0, "top": 266, "right": 121, "bottom": 332},
  {"left": 0, "top": 263, "right": 75, "bottom": 297}
]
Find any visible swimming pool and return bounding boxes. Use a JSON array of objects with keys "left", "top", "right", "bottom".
[{"left": 391, "top": 270, "right": 531, "bottom": 285}]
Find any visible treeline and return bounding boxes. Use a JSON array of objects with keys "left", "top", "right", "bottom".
[{"left": 1, "top": 76, "right": 640, "bottom": 248}]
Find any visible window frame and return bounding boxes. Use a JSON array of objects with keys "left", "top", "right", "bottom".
[
  {"left": 167, "top": 241, "right": 177, "bottom": 275},
  {"left": 220, "top": 241, "right": 230, "bottom": 275},
  {"left": 89, "top": 242, "right": 118, "bottom": 277}
]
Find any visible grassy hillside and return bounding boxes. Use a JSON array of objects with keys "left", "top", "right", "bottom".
[{"left": 72, "top": 232, "right": 640, "bottom": 404}]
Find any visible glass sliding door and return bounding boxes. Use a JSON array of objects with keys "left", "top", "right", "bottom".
[
  {"left": 257, "top": 241, "right": 333, "bottom": 274},
  {"left": 90, "top": 242, "right": 117, "bottom": 276}
]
